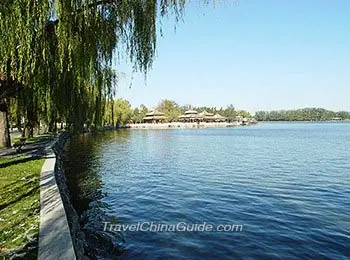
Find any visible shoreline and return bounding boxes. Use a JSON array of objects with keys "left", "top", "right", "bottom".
[
  {"left": 52, "top": 132, "right": 124, "bottom": 259},
  {"left": 52, "top": 133, "right": 90, "bottom": 260},
  {"left": 127, "top": 122, "right": 241, "bottom": 129},
  {"left": 260, "top": 120, "right": 350, "bottom": 123}
]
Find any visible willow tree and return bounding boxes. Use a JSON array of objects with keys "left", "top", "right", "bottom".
[
  {"left": 157, "top": 99, "right": 182, "bottom": 122},
  {"left": 0, "top": 0, "right": 223, "bottom": 147}
]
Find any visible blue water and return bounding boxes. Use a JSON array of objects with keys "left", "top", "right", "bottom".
[{"left": 64, "top": 123, "right": 350, "bottom": 259}]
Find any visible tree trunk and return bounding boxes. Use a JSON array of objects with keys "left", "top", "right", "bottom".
[
  {"left": 111, "top": 100, "right": 114, "bottom": 126},
  {"left": 24, "top": 122, "right": 34, "bottom": 138},
  {"left": 0, "top": 100, "right": 11, "bottom": 148},
  {"left": 41, "top": 121, "right": 49, "bottom": 134}
]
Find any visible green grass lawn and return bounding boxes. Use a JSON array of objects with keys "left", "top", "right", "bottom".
[
  {"left": 0, "top": 156, "right": 44, "bottom": 259},
  {"left": 12, "top": 137, "right": 40, "bottom": 145},
  {"left": 11, "top": 136, "right": 42, "bottom": 145},
  {"left": 11, "top": 132, "right": 57, "bottom": 145}
]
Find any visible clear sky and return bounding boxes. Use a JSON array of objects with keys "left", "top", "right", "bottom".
[{"left": 114, "top": 0, "right": 350, "bottom": 113}]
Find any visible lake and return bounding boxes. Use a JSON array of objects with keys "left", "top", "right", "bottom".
[{"left": 63, "top": 123, "right": 350, "bottom": 259}]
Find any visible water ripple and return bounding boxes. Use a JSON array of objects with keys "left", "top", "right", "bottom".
[{"left": 64, "top": 123, "right": 350, "bottom": 259}]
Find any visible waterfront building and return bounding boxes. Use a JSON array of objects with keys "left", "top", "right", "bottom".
[
  {"left": 212, "top": 113, "right": 227, "bottom": 122},
  {"left": 178, "top": 110, "right": 227, "bottom": 123},
  {"left": 143, "top": 110, "right": 167, "bottom": 123},
  {"left": 178, "top": 110, "right": 202, "bottom": 122},
  {"left": 198, "top": 110, "right": 215, "bottom": 122}
]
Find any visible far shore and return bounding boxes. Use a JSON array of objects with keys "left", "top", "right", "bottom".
[
  {"left": 126, "top": 122, "right": 242, "bottom": 129},
  {"left": 258, "top": 120, "right": 350, "bottom": 123}
]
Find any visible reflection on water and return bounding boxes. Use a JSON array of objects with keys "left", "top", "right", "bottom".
[
  {"left": 64, "top": 124, "right": 350, "bottom": 259},
  {"left": 64, "top": 130, "right": 132, "bottom": 257}
]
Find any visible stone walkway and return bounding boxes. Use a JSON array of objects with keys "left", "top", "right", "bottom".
[{"left": 38, "top": 147, "right": 76, "bottom": 260}]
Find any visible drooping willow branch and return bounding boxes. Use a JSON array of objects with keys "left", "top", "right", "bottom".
[{"left": 46, "top": 0, "right": 122, "bottom": 35}]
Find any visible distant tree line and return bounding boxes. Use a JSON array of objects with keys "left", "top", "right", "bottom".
[
  {"left": 254, "top": 108, "right": 350, "bottom": 121},
  {"left": 102, "top": 99, "right": 253, "bottom": 126}
]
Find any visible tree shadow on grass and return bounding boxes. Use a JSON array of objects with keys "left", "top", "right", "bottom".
[
  {"left": 0, "top": 186, "right": 39, "bottom": 211},
  {"left": 0, "top": 204, "right": 40, "bottom": 260},
  {"left": 0, "top": 172, "right": 39, "bottom": 191},
  {"left": 0, "top": 177, "right": 41, "bottom": 259},
  {"left": 0, "top": 239, "right": 39, "bottom": 260},
  {"left": 0, "top": 135, "right": 54, "bottom": 158},
  {"left": 0, "top": 184, "right": 40, "bottom": 260},
  {"left": 0, "top": 156, "right": 41, "bottom": 169},
  {"left": 0, "top": 235, "right": 39, "bottom": 260}
]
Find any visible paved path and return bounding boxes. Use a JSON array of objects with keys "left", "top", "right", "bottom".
[
  {"left": 10, "top": 129, "right": 22, "bottom": 139},
  {"left": 0, "top": 134, "right": 54, "bottom": 157},
  {"left": 37, "top": 138, "right": 76, "bottom": 260}
]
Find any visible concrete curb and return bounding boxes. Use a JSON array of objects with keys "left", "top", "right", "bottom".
[{"left": 38, "top": 144, "right": 76, "bottom": 259}]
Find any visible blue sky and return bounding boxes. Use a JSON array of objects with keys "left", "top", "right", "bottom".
[{"left": 114, "top": 0, "right": 350, "bottom": 113}]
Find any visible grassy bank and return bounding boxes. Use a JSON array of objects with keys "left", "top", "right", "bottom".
[
  {"left": 0, "top": 156, "right": 44, "bottom": 259},
  {"left": 11, "top": 136, "right": 41, "bottom": 145}
]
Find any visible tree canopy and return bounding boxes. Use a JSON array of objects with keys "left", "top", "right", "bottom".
[
  {"left": 156, "top": 99, "right": 182, "bottom": 122},
  {"left": 131, "top": 104, "right": 148, "bottom": 123},
  {"left": 0, "top": 0, "right": 222, "bottom": 147},
  {"left": 103, "top": 98, "right": 133, "bottom": 126}
]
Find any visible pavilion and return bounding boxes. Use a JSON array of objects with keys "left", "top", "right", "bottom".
[
  {"left": 178, "top": 110, "right": 227, "bottom": 123},
  {"left": 178, "top": 110, "right": 201, "bottom": 122},
  {"left": 212, "top": 113, "right": 227, "bottom": 122},
  {"left": 198, "top": 110, "right": 214, "bottom": 122},
  {"left": 143, "top": 110, "right": 167, "bottom": 123}
]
